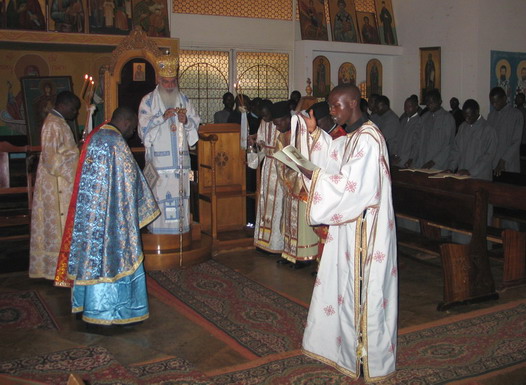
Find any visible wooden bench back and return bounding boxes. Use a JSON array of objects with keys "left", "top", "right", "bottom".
[{"left": 392, "top": 172, "right": 489, "bottom": 247}]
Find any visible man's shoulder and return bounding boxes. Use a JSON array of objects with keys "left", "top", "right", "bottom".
[
  {"left": 357, "top": 121, "right": 383, "bottom": 137},
  {"left": 479, "top": 118, "right": 496, "bottom": 134},
  {"left": 385, "top": 109, "right": 400, "bottom": 123},
  {"left": 92, "top": 125, "right": 119, "bottom": 141},
  {"left": 140, "top": 89, "right": 156, "bottom": 103},
  {"left": 509, "top": 105, "right": 524, "bottom": 118},
  {"left": 44, "top": 113, "right": 68, "bottom": 129},
  {"left": 436, "top": 108, "right": 455, "bottom": 123}
]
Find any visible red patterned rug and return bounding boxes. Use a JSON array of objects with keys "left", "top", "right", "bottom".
[
  {"left": 206, "top": 300, "right": 526, "bottom": 385},
  {"left": 129, "top": 356, "right": 214, "bottom": 385},
  {"left": 147, "top": 260, "right": 308, "bottom": 358},
  {"left": 0, "top": 291, "right": 58, "bottom": 330},
  {"left": 0, "top": 346, "right": 213, "bottom": 385},
  {"left": 0, "top": 346, "right": 138, "bottom": 385}
]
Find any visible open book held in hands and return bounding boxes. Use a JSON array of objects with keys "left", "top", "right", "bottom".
[{"left": 273, "top": 145, "right": 318, "bottom": 174}]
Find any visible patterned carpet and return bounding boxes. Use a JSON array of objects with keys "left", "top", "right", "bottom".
[
  {"left": 0, "top": 291, "right": 58, "bottom": 330},
  {"left": 0, "top": 346, "right": 138, "bottom": 385},
  {"left": 147, "top": 260, "right": 308, "bottom": 357},
  {"left": 1, "top": 263, "right": 525, "bottom": 384},
  {"left": 206, "top": 300, "right": 526, "bottom": 385},
  {"left": 0, "top": 346, "right": 212, "bottom": 385},
  {"left": 129, "top": 356, "right": 213, "bottom": 385}
]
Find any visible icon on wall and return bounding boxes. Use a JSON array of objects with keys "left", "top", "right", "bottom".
[
  {"left": 338, "top": 62, "right": 356, "bottom": 86},
  {"left": 328, "top": 0, "right": 360, "bottom": 43},
  {"left": 366, "top": 59, "right": 382, "bottom": 98},
  {"left": 420, "top": 47, "right": 441, "bottom": 104},
  {"left": 374, "top": 0, "right": 397, "bottom": 45},
  {"left": 357, "top": 11, "right": 380, "bottom": 44},
  {"left": 313, "top": 55, "right": 331, "bottom": 98},
  {"left": 298, "top": 0, "right": 329, "bottom": 41}
]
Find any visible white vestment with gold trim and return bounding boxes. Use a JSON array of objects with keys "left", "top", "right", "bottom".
[
  {"left": 254, "top": 120, "right": 284, "bottom": 253},
  {"left": 302, "top": 122, "right": 398, "bottom": 381},
  {"left": 30, "top": 111, "right": 79, "bottom": 280}
]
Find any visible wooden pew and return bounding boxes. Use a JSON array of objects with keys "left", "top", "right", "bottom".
[
  {"left": 483, "top": 174, "right": 526, "bottom": 288},
  {"left": 393, "top": 167, "right": 526, "bottom": 293},
  {"left": 492, "top": 171, "right": 526, "bottom": 229},
  {"left": 391, "top": 168, "right": 498, "bottom": 310}
]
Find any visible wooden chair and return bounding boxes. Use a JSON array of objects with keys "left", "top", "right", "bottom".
[{"left": 0, "top": 141, "right": 33, "bottom": 242}]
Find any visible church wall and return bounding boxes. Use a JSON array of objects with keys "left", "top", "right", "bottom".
[
  {"left": 477, "top": 0, "right": 526, "bottom": 111},
  {"left": 392, "top": 0, "right": 479, "bottom": 115},
  {"left": 0, "top": 49, "right": 112, "bottom": 137},
  {"left": 170, "top": 13, "right": 295, "bottom": 96},
  {"left": 394, "top": 0, "right": 526, "bottom": 116},
  {"left": 293, "top": 42, "right": 397, "bottom": 101},
  {"left": 170, "top": 14, "right": 294, "bottom": 52},
  {"left": 3, "top": 0, "right": 524, "bottom": 136}
]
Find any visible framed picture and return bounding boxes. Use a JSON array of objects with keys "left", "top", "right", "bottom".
[
  {"left": 298, "top": 0, "right": 329, "bottom": 41},
  {"left": 356, "top": 11, "right": 380, "bottom": 44},
  {"left": 420, "top": 47, "right": 441, "bottom": 104},
  {"left": 366, "top": 59, "right": 382, "bottom": 98},
  {"left": 338, "top": 62, "right": 356, "bottom": 86},
  {"left": 516, "top": 60, "right": 526, "bottom": 97},
  {"left": 20, "top": 76, "right": 79, "bottom": 146},
  {"left": 4, "top": 0, "right": 47, "bottom": 30},
  {"left": 132, "top": 0, "right": 170, "bottom": 37},
  {"left": 89, "top": 0, "right": 132, "bottom": 35},
  {"left": 374, "top": 0, "right": 397, "bottom": 45},
  {"left": 328, "top": 0, "right": 360, "bottom": 43},
  {"left": 489, "top": 51, "right": 526, "bottom": 105},
  {"left": 133, "top": 62, "right": 146, "bottom": 81},
  {"left": 0, "top": 2, "right": 5, "bottom": 28},
  {"left": 313, "top": 56, "right": 330, "bottom": 98},
  {"left": 48, "top": 0, "right": 87, "bottom": 33}
]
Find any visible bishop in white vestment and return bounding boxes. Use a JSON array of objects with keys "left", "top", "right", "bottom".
[{"left": 138, "top": 55, "right": 200, "bottom": 235}]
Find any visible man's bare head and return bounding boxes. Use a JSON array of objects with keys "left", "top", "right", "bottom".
[{"left": 327, "top": 84, "right": 361, "bottom": 127}]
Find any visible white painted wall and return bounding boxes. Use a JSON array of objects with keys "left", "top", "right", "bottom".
[
  {"left": 171, "top": 13, "right": 294, "bottom": 52},
  {"left": 169, "top": 1, "right": 526, "bottom": 115},
  {"left": 394, "top": 0, "right": 526, "bottom": 116},
  {"left": 293, "top": 41, "right": 402, "bottom": 101},
  {"left": 477, "top": 0, "right": 526, "bottom": 114}
]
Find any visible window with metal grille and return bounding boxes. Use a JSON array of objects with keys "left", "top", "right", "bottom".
[
  {"left": 354, "top": 0, "right": 376, "bottom": 12},
  {"left": 236, "top": 51, "right": 289, "bottom": 103},
  {"left": 179, "top": 50, "right": 289, "bottom": 124},
  {"left": 178, "top": 50, "right": 230, "bottom": 125}
]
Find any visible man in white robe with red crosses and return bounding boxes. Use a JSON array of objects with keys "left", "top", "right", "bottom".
[{"left": 299, "top": 84, "right": 398, "bottom": 382}]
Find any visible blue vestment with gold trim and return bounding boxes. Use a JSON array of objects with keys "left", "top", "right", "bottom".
[{"left": 67, "top": 124, "right": 159, "bottom": 325}]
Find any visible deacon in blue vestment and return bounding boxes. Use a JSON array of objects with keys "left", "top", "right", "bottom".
[{"left": 66, "top": 107, "right": 159, "bottom": 326}]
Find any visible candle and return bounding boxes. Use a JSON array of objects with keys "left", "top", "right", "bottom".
[
  {"left": 85, "top": 77, "right": 93, "bottom": 102},
  {"left": 87, "top": 80, "right": 94, "bottom": 101},
  {"left": 80, "top": 74, "right": 89, "bottom": 99},
  {"left": 237, "top": 81, "right": 244, "bottom": 107}
]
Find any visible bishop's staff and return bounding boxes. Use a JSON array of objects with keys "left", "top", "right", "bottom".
[{"left": 157, "top": 54, "right": 187, "bottom": 266}]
